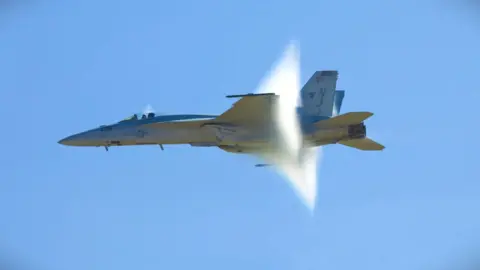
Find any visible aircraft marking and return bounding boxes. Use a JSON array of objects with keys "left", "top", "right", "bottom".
[{"left": 136, "top": 130, "right": 148, "bottom": 138}]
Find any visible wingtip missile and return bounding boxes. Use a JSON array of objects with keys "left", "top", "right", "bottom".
[{"left": 255, "top": 163, "right": 272, "bottom": 167}]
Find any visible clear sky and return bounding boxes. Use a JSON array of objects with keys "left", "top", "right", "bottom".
[{"left": 1, "top": 0, "right": 480, "bottom": 269}]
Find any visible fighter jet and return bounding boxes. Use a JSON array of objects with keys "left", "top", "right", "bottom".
[{"left": 58, "top": 70, "right": 384, "bottom": 156}]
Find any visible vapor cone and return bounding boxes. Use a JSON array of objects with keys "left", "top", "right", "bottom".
[{"left": 255, "top": 41, "right": 320, "bottom": 212}]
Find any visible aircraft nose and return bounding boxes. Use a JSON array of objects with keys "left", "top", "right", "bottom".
[
  {"left": 58, "top": 132, "right": 90, "bottom": 146},
  {"left": 58, "top": 135, "right": 75, "bottom": 146},
  {"left": 58, "top": 129, "right": 104, "bottom": 146}
]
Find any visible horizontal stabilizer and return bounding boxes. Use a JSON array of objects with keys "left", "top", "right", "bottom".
[
  {"left": 315, "top": 111, "right": 373, "bottom": 128},
  {"left": 338, "top": 138, "right": 385, "bottom": 151}
]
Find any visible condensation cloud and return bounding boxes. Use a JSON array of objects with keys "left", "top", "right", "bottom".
[{"left": 255, "top": 41, "right": 321, "bottom": 212}]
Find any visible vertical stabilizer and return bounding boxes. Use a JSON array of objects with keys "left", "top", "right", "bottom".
[{"left": 300, "top": 70, "right": 338, "bottom": 118}]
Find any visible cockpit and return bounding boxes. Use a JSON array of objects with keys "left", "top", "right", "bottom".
[{"left": 120, "top": 112, "right": 156, "bottom": 122}]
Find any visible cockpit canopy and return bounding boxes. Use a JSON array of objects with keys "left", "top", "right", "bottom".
[{"left": 120, "top": 112, "right": 156, "bottom": 122}]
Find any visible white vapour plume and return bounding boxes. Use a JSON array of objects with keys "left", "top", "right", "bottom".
[
  {"left": 255, "top": 41, "right": 320, "bottom": 212},
  {"left": 143, "top": 104, "right": 154, "bottom": 114},
  {"left": 332, "top": 102, "right": 339, "bottom": 117}
]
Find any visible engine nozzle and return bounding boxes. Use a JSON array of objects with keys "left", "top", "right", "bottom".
[{"left": 348, "top": 123, "right": 366, "bottom": 139}]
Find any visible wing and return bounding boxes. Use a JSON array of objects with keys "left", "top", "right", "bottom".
[{"left": 215, "top": 93, "right": 278, "bottom": 127}]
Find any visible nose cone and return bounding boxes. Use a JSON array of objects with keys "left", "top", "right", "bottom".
[
  {"left": 58, "top": 129, "right": 102, "bottom": 146},
  {"left": 58, "top": 135, "right": 75, "bottom": 146},
  {"left": 58, "top": 134, "right": 80, "bottom": 146}
]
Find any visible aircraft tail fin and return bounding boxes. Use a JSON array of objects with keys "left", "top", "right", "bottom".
[
  {"left": 338, "top": 138, "right": 385, "bottom": 151},
  {"left": 314, "top": 111, "right": 373, "bottom": 128},
  {"left": 300, "top": 70, "right": 338, "bottom": 118}
]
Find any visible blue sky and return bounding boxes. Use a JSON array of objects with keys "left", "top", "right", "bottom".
[{"left": 1, "top": 0, "right": 480, "bottom": 269}]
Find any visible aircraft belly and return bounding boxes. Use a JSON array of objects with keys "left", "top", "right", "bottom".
[
  {"left": 201, "top": 124, "right": 267, "bottom": 145},
  {"left": 101, "top": 127, "right": 212, "bottom": 146},
  {"left": 142, "top": 127, "right": 214, "bottom": 144},
  {"left": 218, "top": 127, "right": 351, "bottom": 154},
  {"left": 106, "top": 125, "right": 349, "bottom": 149},
  {"left": 219, "top": 135, "right": 268, "bottom": 146}
]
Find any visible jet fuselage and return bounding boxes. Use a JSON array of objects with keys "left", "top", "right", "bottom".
[{"left": 58, "top": 111, "right": 366, "bottom": 153}]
